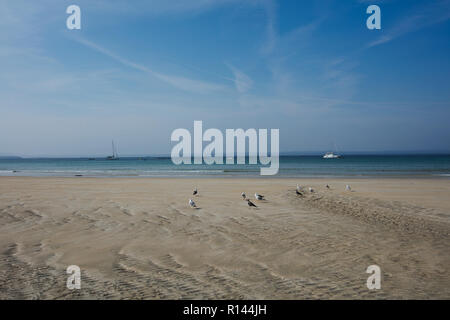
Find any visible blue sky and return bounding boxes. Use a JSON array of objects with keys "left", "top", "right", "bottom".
[{"left": 1, "top": 0, "right": 449, "bottom": 156}]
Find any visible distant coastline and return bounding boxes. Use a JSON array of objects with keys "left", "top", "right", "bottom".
[{"left": 2, "top": 151, "right": 450, "bottom": 159}]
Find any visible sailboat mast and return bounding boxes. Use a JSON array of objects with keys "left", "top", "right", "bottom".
[{"left": 112, "top": 140, "right": 115, "bottom": 158}]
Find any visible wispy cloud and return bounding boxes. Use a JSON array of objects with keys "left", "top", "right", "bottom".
[
  {"left": 368, "top": 0, "right": 450, "bottom": 47},
  {"left": 71, "top": 36, "right": 227, "bottom": 94},
  {"left": 260, "top": 0, "right": 278, "bottom": 54},
  {"left": 84, "top": 0, "right": 241, "bottom": 16},
  {"left": 226, "top": 64, "right": 253, "bottom": 93}
]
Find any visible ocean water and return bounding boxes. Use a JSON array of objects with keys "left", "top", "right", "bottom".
[{"left": 1, "top": 155, "right": 450, "bottom": 178}]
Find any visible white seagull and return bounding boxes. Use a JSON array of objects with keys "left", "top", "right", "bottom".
[
  {"left": 189, "top": 199, "right": 197, "bottom": 208},
  {"left": 296, "top": 184, "right": 302, "bottom": 191},
  {"left": 241, "top": 192, "right": 246, "bottom": 200},
  {"left": 309, "top": 187, "right": 314, "bottom": 193},
  {"left": 346, "top": 185, "right": 352, "bottom": 191},
  {"left": 255, "top": 193, "right": 265, "bottom": 200}
]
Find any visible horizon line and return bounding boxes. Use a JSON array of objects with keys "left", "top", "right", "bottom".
[{"left": 2, "top": 150, "right": 450, "bottom": 159}]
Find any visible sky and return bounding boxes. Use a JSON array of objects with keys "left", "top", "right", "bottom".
[{"left": 1, "top": 0, "right": 449, "bottom": 157}]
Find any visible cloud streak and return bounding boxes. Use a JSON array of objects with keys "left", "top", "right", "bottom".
[
  {"left": 226, "top": 64, "right": 253, "bottom": 93},
  {"left": 368, "top": 0, "right": 450, "bottom": 47},
  {"left": 84, "top": 0, "right": 241, "bottom": 16},
  {"left": 72, "top": 36, "right": 227, "bottom": 94}
]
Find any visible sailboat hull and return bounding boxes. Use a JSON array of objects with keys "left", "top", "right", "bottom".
[{"left": 323, "top": 152, "right": 340, "bottom": 159}]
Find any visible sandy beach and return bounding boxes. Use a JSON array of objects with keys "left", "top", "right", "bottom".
[{"left": 0, "top": 177, "right": 449, "bottom": 299}]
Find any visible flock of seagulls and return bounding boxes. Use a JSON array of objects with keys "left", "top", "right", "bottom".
[
  {"left": 295, "top": 183, "right": 353, "bottom": 199},
  {"left": 189, "top": 184, "right": 353, "bottom": 208},
  {"left": 241, "top": 192, "right": 265, "bottom": 207},
  {"left": 189, "top": 188, "right": 266, "bottom": 208},
  {"left": 189, "top": 187, "right": 199, "bottom": 208}
]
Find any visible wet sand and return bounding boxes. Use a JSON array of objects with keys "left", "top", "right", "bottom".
[{"left": 0, "top": 177, "right": 449, "bottom": 299}]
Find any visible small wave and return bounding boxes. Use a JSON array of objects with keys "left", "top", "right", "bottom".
[
  {"left": 223, "top": 169, "right": 260, "bottom": 173},
  {"left": 142, "top": 170, "right": 225, "bottom": 173}
]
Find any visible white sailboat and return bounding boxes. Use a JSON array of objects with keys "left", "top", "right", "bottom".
[
  {"left": 323, "top": 152, "right": 340, "bottom": 159},
  {"left": 323, "top": 143, "right": 341, "bottom": 159},
  {"left": 107, "top": 140, "right": 119, "bottom": 160}
]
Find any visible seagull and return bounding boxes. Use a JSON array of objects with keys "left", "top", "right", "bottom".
[
  {"left": 296, "top": 184, "right": 301, "bottom": 191},
  {"left": 241, "top": 192, "right": 246, "bottom": 200},
  {"left": 346, "top": 185, "right": 351, "bottom": 191},
  {"left": 296, "top": 189, "right": 304, "bottom": 196},
  {"left": 189, "top": 199, "right": 197, "bottom": 208},
  {"left": 247, "top": 199, "right": 257, "bottom": 207},
  {"left": 309, "top": 187, "right": 314, "bottom": 193},
  {"left": 255, "top": 193, "right": 265, "bottom": 200},
  {"left": 326, "top": 184, "right": 330, "bottom": 189},
  {"left": 193, "top": 188, "right": 198, "bottom": 196}
]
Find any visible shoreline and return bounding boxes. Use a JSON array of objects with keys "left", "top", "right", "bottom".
[{"left": 1, "top": 174, "right": 450, "bottom": 179}]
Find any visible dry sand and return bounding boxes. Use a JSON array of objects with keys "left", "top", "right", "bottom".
[{"left": 0, "top": 177, "right": 449, "bottom": 299}]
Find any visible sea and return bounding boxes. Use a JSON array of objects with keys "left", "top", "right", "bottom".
[{"left": 1, "top": 155, "right": 450, "bottom": 178}]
